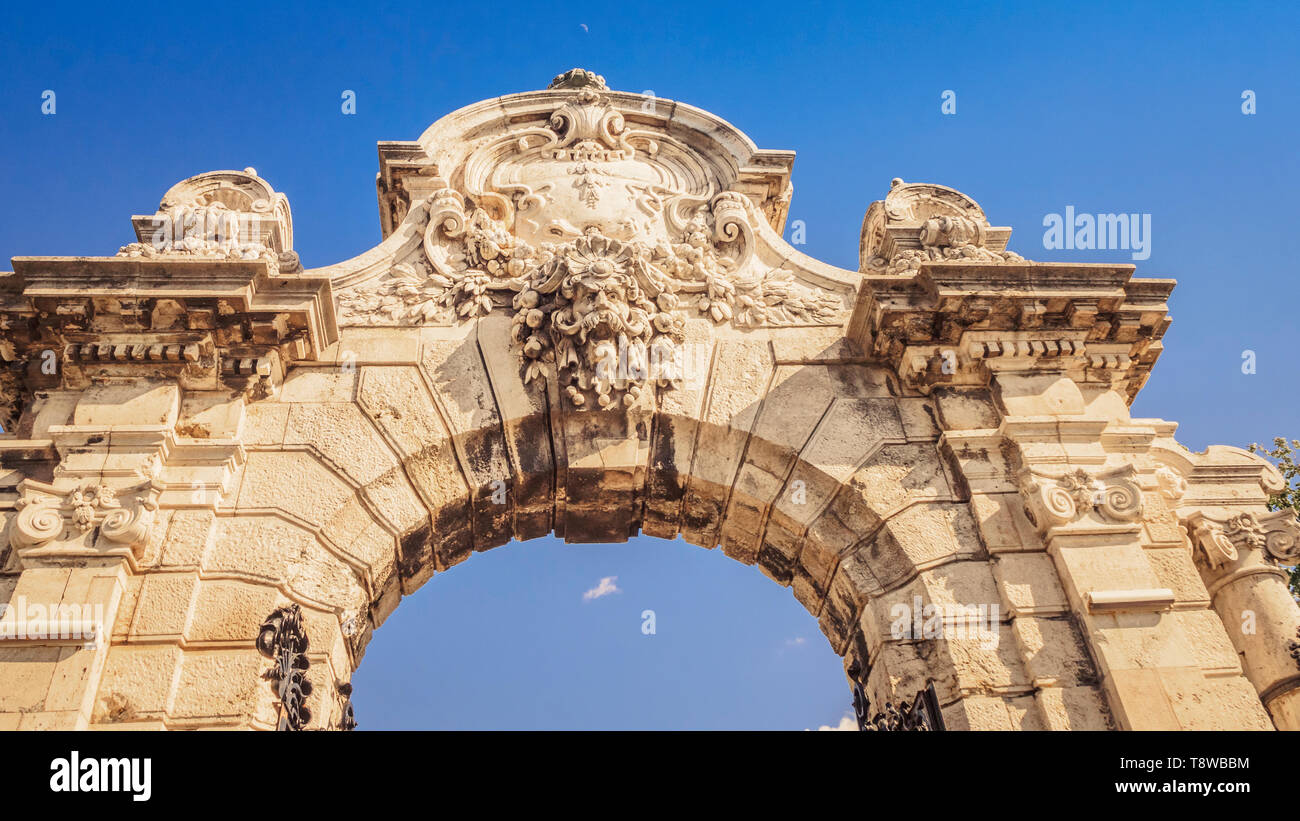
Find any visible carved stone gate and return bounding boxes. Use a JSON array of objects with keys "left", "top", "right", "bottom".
[{"left": 1, "top": 69, "right": 1297, "bottom": 730}]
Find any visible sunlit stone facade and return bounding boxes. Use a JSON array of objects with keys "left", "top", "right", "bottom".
[{"left": 1, "top": 69, "right": 1295, "bottom": 730}]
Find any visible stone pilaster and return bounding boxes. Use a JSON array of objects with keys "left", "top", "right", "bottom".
[
  {"left": 0, "top": 460, "right": 160, "bottom": 729},
  {"left": 1174, "top": 448, "right": 1300, "bottom": 729},
  {"left": 853, "top": 253, "right": 1273, "bottom": 729},
  {"left": 0, "top": 170, "right": 352, "bottom": 728}
]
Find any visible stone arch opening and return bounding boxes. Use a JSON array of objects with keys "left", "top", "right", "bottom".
[
  {"left": 348, "top": 531, "right": 851, "bottom": 730},
  {"left": 204, "top": 333, "right": 1050, "bottom": 731}
]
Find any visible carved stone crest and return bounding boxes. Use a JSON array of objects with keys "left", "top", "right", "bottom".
[
  {"left": 860, "top": 179, "right": 1027, "bottom": 275},
  {"left": 334, "top": 70, "right": 848, "bottom": 409},
  {"left": 116, "top": 168, "right": 299, "bottom": 273}
]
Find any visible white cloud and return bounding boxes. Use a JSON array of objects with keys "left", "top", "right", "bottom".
[
  {"left": 583, "top": 576, "right": 621, "bottom": 601},
  {"left": 784, "top": 637, "right": 807, "bottom": 647},
  {"left": 809, "top": 714, "right": 856, "bottom": 732}
]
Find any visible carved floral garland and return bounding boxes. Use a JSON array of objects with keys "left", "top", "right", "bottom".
[{"left": 338, "top": 191, "right": 841, "bottom": 408}]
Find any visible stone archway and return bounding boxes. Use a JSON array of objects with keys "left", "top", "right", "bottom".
[{"left": 0, "top": 68, "right": 1296, "bottom": 731}]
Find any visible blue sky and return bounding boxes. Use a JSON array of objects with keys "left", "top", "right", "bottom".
[{"left": 2, "top": 1, "right": 1297, "bottom": 729}]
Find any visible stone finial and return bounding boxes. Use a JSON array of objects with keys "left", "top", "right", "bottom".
[
  {"left": 859, "top": 179, "right": 1024, "bottom": 275},
  {"left": 118, "top": 168, "right": 294, "bottom": 264},
  {"left": 548, "top": 68, "right": 608, "bottom": 91}
]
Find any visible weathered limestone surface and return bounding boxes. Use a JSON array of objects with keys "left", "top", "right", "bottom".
[{"left": 0, "top": 68, "right": 1295, "bottom": 730}]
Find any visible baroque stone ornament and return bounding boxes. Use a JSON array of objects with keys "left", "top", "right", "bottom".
[
  {"left": 256, "top": 604, "right": 313, "bottom": 731},
  {"left": 333, "top": 70, "right": 849, "bottom": 409},
  {"left": 1156, "top": 465, "right": 1188, "bottom": 502},
  {"left": 1020, "top": 466, "right": 1144, "bottom": 530},
  {"left": 10, "top": 479, "right": 160, "bottom": 562},
  {"left": 513, "top": 228, "right": 682, "bottom": 407},
  {"left": 116, "top": 168, "right": 300, "bottom": 274},
  {"left": 1184, "top": 510, "right": 1300, "bottom": 567},
  {"left": 859, "top": 179, "right": 1028, "bottom": 275},
  {"left": 852, "top": 681, "right": 945, "bottom": 732}
]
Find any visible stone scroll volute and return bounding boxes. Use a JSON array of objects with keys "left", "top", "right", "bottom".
[
  {"left": 1184, "top": 509, "right": 1300, "bottom": 570},
  {"left": 9, "top": 479, "right": 161, "bottom": 568},
  {"left": 1019, "top": 465, "right": 1145, "bottom": 533}
]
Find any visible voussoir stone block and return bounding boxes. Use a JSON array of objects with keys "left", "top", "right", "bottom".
[
  {"left": 92, "top": 645, "right": 182, "bottom": 723},
  {"left": 284, "top": 403, "right": 402, "bottom": 486},
  {"left": 236, "top": 451, "right": 353, "bottom": 527},
  {"left": 171, "top": 649, "right": 269, "bottom": 723}
]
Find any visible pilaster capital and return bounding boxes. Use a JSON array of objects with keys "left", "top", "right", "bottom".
[
  {"left": 1183, "top": 509, "right": 1300, "bottom": 569},
  {"left": 10, "top": 477, "right": 161, "bottom": 569},
  {"left": 1019, "top": 464, "right": 1145, "bottom": 537},
  {"left": 44, "top": 424, "right": 245, "bottom": 510}
]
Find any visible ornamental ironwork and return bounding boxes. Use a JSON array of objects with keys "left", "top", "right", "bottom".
[
  {"left": 337, "top": 681, "right": 357, "bottom": 731},
  {"left": 852, "top": 680, "right": 945, "bottom": 732},
  {"left": 256, "top": 604, "right": 313, "bottom": 731}
]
